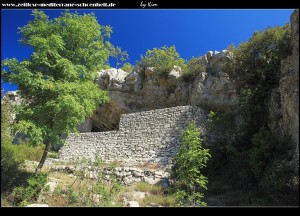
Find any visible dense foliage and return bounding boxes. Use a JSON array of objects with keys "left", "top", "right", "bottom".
[
  {"left": 138, "top": 45, "right": 186, "bottom": 77},
  {"left": 207, "top": 24, "right": 298, "bottom": 205},
  {"left": 224, "top": 24, "right": 292, "bottom": 132},
  {"left": 13, "top": 173, "right": 48, "bottom": 206},
  {"left": 171, "top": 121, "right": 211, "bottom": 206},
  {"left": 1, "top": 10, "right": 111, "bottom": 170},
  {"left": 1, "top": 96, "right": 24, "bottom": 192}
]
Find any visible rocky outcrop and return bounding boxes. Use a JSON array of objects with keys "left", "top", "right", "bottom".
[
  {"left": 92, "top": 50, "right": 238, "bottom": 131},
  {"left": 76, "top": 119, "right": 92, "bottom": 133},
  {"left": 269, "top": 9, "right": 299, "bottom": 172},
  {"left": 190, "top": 51, "right": 238, "bottom": 112},
  {"left": 2, "top": 90, "right": 22, "bottom": 106},
  {"left": 280, "top": 9, "right": 299, "bottom": 169}
]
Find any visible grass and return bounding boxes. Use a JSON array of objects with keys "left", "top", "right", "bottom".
[
  {"left": 134, "top": 182, "right": 163, "bottom": 195},
  {"left": 140, "top": 194, "right": 177, "bottom": 207},
  {"left": 42, "top": 169, "right": 126, "bottom": 207},
  {"left": 48, "top": 151, "right": 59, "bottom": 159},
  {"left": 1, "top": 157, "right": 178, "bottom": 207}
]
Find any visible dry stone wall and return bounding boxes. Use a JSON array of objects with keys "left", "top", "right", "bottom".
[
  {"left": 49, "top": 164, "right": 170, "bottom": 186},
  {"left": 59, "top": 106, "right": 207, "bottom": 168}
]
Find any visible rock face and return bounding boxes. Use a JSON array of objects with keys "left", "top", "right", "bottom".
[
  {"left": 2, "top": 91, "right": 22, "bottom": 106},
  {"left": 189, "top": 52, "right": 238, "bottom": 112},
  {"left": 269, "top": 9, "right": 299, "bottom": 171},
  {"left": 76, "top": 119, "right": 92, "bottom": 133},
  {"left": 280, "top": 9, "right": 299, "bottom": 169},
  {"left": 92, "top": 50, "right": 238, "bottom": 131}
]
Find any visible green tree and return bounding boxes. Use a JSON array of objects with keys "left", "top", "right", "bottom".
[
  {"left": 110, "top": 46, "right": 129, "bottom": 71},
  {"left": 138, "top": 45, "right": 186, "bottom": 77},
  {"left": 172, "top": 121, "right": 211, "bottom": 206},
  {"left": 1, "top": 10, "right": 110, "bottom": 172}
]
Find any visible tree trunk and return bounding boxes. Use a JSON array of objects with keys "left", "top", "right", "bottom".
[{"left": 35, "top": 141, "right": 50, "bottom": 174}]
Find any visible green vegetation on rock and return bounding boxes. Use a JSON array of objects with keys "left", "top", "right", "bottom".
[
  {"left": 122, "top": 62, "right": 133, "bottom": 73},
  {"left": 138, "top": 45, "right": 186, "bottom": 77},
  {"left": 206, "top": 23, "right": 298, "bottom": 206},
  {"left": 182, "top": 57, "right": 206, "bottom": 81}
]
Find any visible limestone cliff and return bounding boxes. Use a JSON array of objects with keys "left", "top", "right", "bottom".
[{"left": 92, "top": 50, "right": 238, "bottom": 131}]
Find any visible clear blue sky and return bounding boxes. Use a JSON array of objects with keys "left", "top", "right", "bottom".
[{"left": 1, "top": 9, "right": 294, "bottom": 93}]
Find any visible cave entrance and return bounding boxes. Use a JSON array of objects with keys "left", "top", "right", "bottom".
[
  {"left": 91, "top": 124, "right": 102, "bottom": 132},
  {"left": 91, "top": 121, "right": 120, "bottom": 132}
]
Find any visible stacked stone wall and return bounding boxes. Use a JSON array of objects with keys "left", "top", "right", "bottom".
[{"left": 59, "top": 106, "right": 207, "bottom": 168}]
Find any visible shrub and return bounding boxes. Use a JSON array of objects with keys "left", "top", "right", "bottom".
[
  {"left": 13, "top": 172, "right": 48, "bottom": 206},
  {"left": 260, "top": 162, "right": 299, "bottom": 206},
  {"left": 138, "top": 45, "right": 186, "bottom": 77},
  {"left": 218, "top": 24, "right": 295, "bottom": 204},
  {"left": 16, "top": 139, "right": 45, "bottom": 162},
  {"left": 1, "top": 96, "right": 25, "bottom": 193},
  {"left": 182, "top": 57, "right": 206, "bottom": 81},
  {"left": 1, "top": 142, "right": 25, "bottom": 193},
  {"left": 121, "top": 63, "right": 133, "bottom": 73},
  {"left": 248, "top": 127, "right": 274, "bottom": 180},
  {"left": 223, "top": 24, "right": 292, "bottom": 133},
  {"left": 171, "top": 121, "right": 211, "bottom": 206}
]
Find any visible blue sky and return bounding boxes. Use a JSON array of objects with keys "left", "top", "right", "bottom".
[{"left": 1, "top": 9, "right": 294, "bottom": 93}]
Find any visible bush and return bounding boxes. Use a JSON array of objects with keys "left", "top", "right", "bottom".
[
  {"left": 260, "top": 162, "right": 299, "bottom": 206},
  {"left": 248, "top": 127, "right": 274, "bottom": 180},
  {"left": 182, "top": 57, "right": 206, "bottom": 81},
  {"left": 171, "top": 121, "right": 211, "bottom": 206},
  {"left": 1, "top": 142, "right": 25, "bottom": 193},
  {"left": 1, "top": 96, "right": 25, "bottom": 192},
  {"left": 15, "top": 139, "right": 45, "bottom": 162},
  {"left": 1, "top": 140, "right": 44, "bottom": 193},
  {"left": 138, "top": 45, "right": 186, "bottom": 77},
  {"left": 218, "top": 24, "right": 295, "bottom": 204},
  {"left": 11, "top": 172, "right": 48, "bottom": 206},
  {"left": 224, "top": 24, "right": 292, "bottom": 90},
  {"left": 223, "top": 24, "right": 292, "bottom": 132},
  {"left": 121, "top": 63, "right": 133, "bottom": 73}
]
